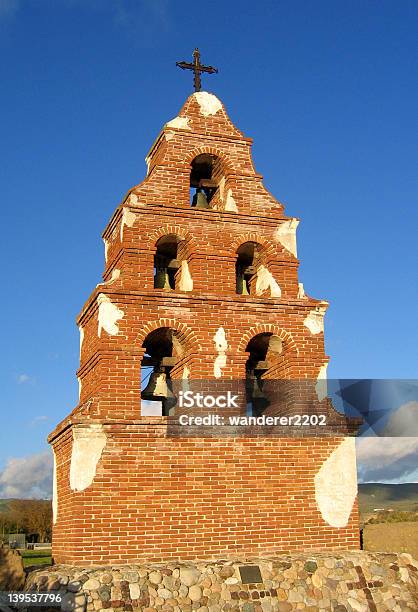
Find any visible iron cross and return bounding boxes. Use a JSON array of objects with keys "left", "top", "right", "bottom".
[{"left": 176, "top": 48, "right": 218, "bottom": 92}]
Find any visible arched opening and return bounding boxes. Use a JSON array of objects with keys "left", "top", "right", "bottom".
[
  {"left": 141, "top": 327, "right": 184, "bottom": 416},
  {"left": 154, "top": 235, "right": 181, "bottom": 290},
  {"left": 245, "top": 333, "right": 284, "bottom": 415},
  {"left": 190, "top": 154, "right": 224, "bottom": 208},
  {"left": 236, "top": 242, "right": 262, "bottom": 295}
]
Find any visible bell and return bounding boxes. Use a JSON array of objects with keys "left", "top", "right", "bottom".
[
  {"left": 246, "top": 373, "right": 269, "bottom": 413},
  {"left": 154, "top": 267, "right": 171, "bottom": 290},
  {"left": 142, "top": 369, "right": 177, "bottom": 410},
  {"left": 236, "top": 270, "right": 250, "bottom": 295},
  {"left": 192, "top": 189, "right": 210, "bottom": 209}
]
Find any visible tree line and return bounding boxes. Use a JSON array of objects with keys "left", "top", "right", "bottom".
[{"left": 0, "top": 500, "right": 52, "bottom": 544}]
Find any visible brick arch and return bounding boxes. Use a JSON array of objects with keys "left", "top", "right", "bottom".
[
  {"left": 231, "top": 233, "right": 277, "bottom": 260},
  {"left": 184, "top": 146, "right": 234, "bottom": 173},
  {"left": 148, "top": 225, "right": 197, "bottom": 256},
  {"left": 134, "top": 319, "right": 202, "bottom": 353},
  {"left": 238, "top": 324, "right": 299, "bottom": 356}
]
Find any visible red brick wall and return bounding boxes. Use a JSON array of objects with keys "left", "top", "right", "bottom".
[
  {"left": 49, "top": 92, "right": 359, "bottom": 565},
  {"left": 52, "top": 428, "right": 359, "bottom": 565}
]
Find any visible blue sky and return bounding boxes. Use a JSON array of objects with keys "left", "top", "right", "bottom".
[{"left": 0, "top": 1, "right": 417, "bottom": 496}]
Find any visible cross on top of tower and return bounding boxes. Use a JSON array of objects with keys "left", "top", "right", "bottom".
[{"left": 176, "top": 48, "right": 218, "bottom": 92}]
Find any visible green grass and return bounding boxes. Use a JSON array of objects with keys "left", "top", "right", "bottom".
[{"left": 20, "top": 549, "right": 52, "bottom": 568}]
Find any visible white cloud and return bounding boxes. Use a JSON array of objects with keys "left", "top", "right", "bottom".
[
  {"left": 0, "top": 451, "right": 53, "bottom": 499},
  {"left": 29, "top": 415, "right": 48, "bottom": 427},
  {"left": 17, "top": 373, "right": 30, "bottom": 384},
  {"left": 356, "top": 401, "right": 418, "bottom": 483},
  {"left": 356, "top": 437, "right": 418, "bottom": 483},
  {"left": 383, "top": 401, "right": 418, "bottom": 436}
]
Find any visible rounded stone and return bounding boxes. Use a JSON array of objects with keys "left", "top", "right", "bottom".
[
  {"left": 100, "top": 573, "right": 113, "bottom": 585},
  {"left": 68, "top": 581, "right": 82, "bottom": 592},
  {"left": 304, "top": 561, "right": 317, "bottom": 574},
  {"left": 180, "top": 568, "right": 201, "bottom": 587},
  {"left": 83, "top": 579, "right": 101, "bottom": 591},
  {"left": 189, "top": 585, "right": 202, "bottom": 602},
  {"left": 157, "top": 588, "right": 172, "bottom": 600},
  {"left": 97, "top": 586, "right": 111, "bottom": 602},
  {"left": 48, "top": 578, "right": 61, "bottom": 590},
  {"left": 149, "top": 571, "right": 163, "bottom": 585},
  {"left": 129, "top": 583, "right": 141, "bottom": 599},
  {"left": 74, "top": 594, "right": 86, "bottom": 605},
  {"left": 219, "top": 567, "right": 235, "bottom": 579},
  {"left": 311, "top": 572, "right": 322, "bottom": 588},
  {"left": 162, "top": 575, "right": 176, "bottom": 590}
]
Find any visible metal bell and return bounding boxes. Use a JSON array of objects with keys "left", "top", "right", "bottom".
[
  {"left": 192, "top": 189, "right": 210, "bottom": 209},
  {"left": 154, "top": 267, "right": 171, "bottom": 290},
  {"left": 246, "top": 373, "right": 269, "bottom": 413},
  {"left": 142, "top": 370, "right": 168, "bottom": 400},
  {"left": 236, "top": 270, "right": 250, "bottom": 295}
]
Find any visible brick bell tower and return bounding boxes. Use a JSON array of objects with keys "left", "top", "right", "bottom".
[{"left": 49, "top": 87, "right": 360, "bottom": 565}]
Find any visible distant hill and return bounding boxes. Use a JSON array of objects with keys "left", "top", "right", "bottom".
[{"left": 359, "top": 483, "right": 418, "bottom": 515}]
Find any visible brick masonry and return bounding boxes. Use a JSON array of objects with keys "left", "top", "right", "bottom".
[{"left": 49, "top": 91, "right": 360, "bottom": 566}]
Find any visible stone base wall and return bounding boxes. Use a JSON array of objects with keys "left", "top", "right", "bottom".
[{"left": 26, "top": 551, "right": 418, "bottom": 612}]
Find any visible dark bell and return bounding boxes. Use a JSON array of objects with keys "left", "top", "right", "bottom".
[{"left": 246, "top": 374, "right": 269, "bottom": 414}]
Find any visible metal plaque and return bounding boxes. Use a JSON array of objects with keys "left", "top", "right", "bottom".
[{"left": 239, "top": 565, "right": 263, "bottom": 584}]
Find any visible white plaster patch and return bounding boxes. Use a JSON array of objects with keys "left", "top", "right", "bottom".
[
  {"left": 165, "top": 131, "right": 175, "bottom": 141},
  {"left": 120, "top": 208, "right": 136, "bottom": 241},
  {"left": 213, "top": 327, "right": 228, "bottom": 378},
  {"left": 96, "top": 268, "right": 121, "bottom": 289},
  {"left": 297, "top": 283, "right": 305, "bottom": 298},
  {"left": 126, "top": 192, "right": 139, "bottom": 206},
  {"left": 69, "top": 425, "right": 107, "bottom": 492},
  {"left": 171, "top": 335, "right": 185, "bottom": 358},
  {"left": 219, "top": 176, "right": 226, "bottom": 200},
  {"left": 213, "top": 326, "right": 228, "bottom": 352},
  {"left": 97, "top": 293, "right": 124, "bottom": 337},
  {"left": 52, "top": 449, "right": 57, "bottom": 524},
  {"left": 107, "top": 268, "right": 121, "bottom": 284},
  {"left": 256, "top": 265, "right": 282, "bottom": 298},
  {"left": 78, "top": 376, "right": 82, "bottom": 399},
  {"left": 225, "top": 189, "right": 238, "bottom": 212},
  {"left": 79, "top": 325, "right": 84, "bottom": 359},
  {"left": 182, "top": 365, "right": 191, "bottom": 393},
  {"left": 145, "top": 155, "right": 151, "bottom": 175},
  {"left": 304, "top": 304, "right": 328, "bottom": 334},
  {"left": 193, "top": 92, "right": 222, "bottom": 117},
  {"left": 103, "top": 238, "right": 109, "bottom": 262},
  {"left": 214, "top": 354, "right": 227, "bottom": 379},
  {"left": 178, "top": 260, "right": 193, "bottom": 292},
  {"left": 316, "top": 363, "right": 328, "bottom": 401},
  {"left": 165, "top": 116, "right": 191, "bottom": 130},
  {"left": 274, "top": 219, "right": 299, "bottom": 257},
  {"left": 314, "top": 438, "right": 358, "bottom": 528}
]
